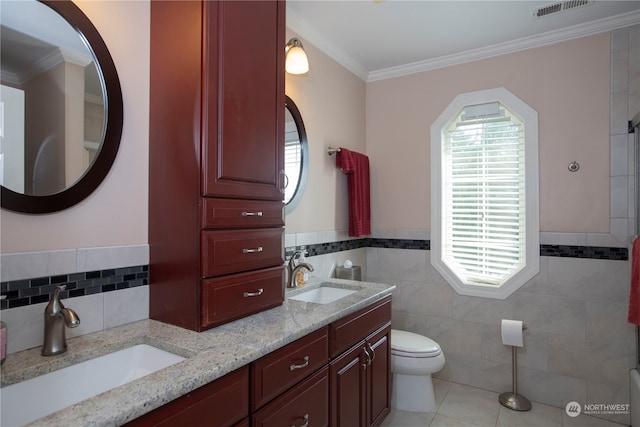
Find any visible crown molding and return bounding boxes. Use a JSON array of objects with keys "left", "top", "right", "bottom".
[
  {"left": 287, "top": 7, "right": 639, "bottom": 83},
  {"left": 368, "top": 10, "right": 640, "bottom": 82}
]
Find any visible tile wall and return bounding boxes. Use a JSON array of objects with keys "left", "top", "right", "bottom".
[{"left": 0, "top": 245, "right": 149, "bottom": 353}]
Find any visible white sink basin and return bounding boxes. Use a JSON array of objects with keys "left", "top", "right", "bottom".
[
  {"left": 0, "top": 344, "right": 185, "bottom": 427},
  {"left": 289, "top": 285, "right": 358, "bottom": 304}
]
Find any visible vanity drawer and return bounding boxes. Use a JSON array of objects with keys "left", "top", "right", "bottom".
[
  {"left": 201, "top": 228, "right": 283, "bottom": 278},
  {"left": 201, "top": 266, "right": 284, "bottom": 329},
  {"left": 329, "top": 296, "right": 392, "bottom": 358},
  {"left": 202, "top": 198, "right": 284, "bottom": 229},
  {"left": 252, "top": 327, "right": 329, "bottom": 410},
  {"left": 252, "top": 366, "right": 329, "bottom": 427}
]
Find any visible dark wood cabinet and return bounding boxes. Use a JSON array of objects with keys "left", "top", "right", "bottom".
[
  {"left": 330, "top": 340, "right": 367, "bottom": 427},
  {"left": 149, "top": 0, "right": 285, "bottom": 331},
  {"left": 366, "top": 326, "right": 391, "bottom": 427},
  {"left": 127, "top": 298, "right": 391, "bottom": 426},
  {"left": 329, "top": 297, "right": 392, "bottom": 427},
  {"left": 252, "top": 327, "right": 329, "bottom": 411},
  {"left": 253, "top": 366, "right": 330, "bottom": 427},
  {"left": 124, "top": 366, "right": 249, "bottom": 427},
  {"left": 202, "top": 1, "right": 285, "bottom": 201}
]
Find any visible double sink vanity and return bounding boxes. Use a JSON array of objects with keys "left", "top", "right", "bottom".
[{"left": 0, "top": 278, "right": 394, "bottom": 426}]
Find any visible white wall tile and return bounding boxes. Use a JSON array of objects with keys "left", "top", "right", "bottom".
[
  {"left": 480, "top": 325, "right": 549, "bottom": 371},
  {"left": 611, "top": 176, "right": 629, "bottom": 219},
  {"left": 518, "top": 367, "right": 587, "bottom": 408},
  {"left": 2, "top": 302, "right": 46, "bottom": 353},
  {"left": 548, "top": 335, "right": 630, "bottom": 387},
  {"left": 509, "top": 292, "right": 586, "bottom": 339},
  {"left": 452, "top": 295, "right": 514, "bottom": 325},
  {"left": 547, "top": 257, "right": 630, "bottom": 303},
  {"left": 1, "top": 250, "right": 76, "bottom": 282},
  {"left": 77, "top": 244, "right": 149, "bottom": 272},
  {"left": 66, "top": 293, "right": 105, "bottom": 339},
  {"left": 425, "top": 316, "right": 484, "bottom": 358},
  {"left": 586, "top": 299, "right": 636, "bottom": 345},
  {"left": 104, "top": 285, "right": 149, "bottom": 329}
]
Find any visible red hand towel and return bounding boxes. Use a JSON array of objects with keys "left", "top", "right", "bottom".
[
  {"left": 629, "top": 237, "right": 640, "bottom": 324},
  {"left": 335, "top": 148, "right": 371, "bottom": 237}
]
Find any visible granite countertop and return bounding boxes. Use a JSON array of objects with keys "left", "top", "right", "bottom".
[{"left": 0, "top": 278, "right": 394, "bottom": 427}]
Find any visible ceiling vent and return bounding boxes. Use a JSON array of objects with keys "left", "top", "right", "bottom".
[{"left": 533, "top": 0, "right": 593, "bottom": 18}]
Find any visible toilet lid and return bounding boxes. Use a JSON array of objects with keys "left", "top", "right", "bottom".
[{"left": 391, "top": 329, "right": 441, "bottom": 357}]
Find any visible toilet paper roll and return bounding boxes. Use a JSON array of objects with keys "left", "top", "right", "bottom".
[{"left": 501, "top": 319, "right": 524, "bottom": 347}]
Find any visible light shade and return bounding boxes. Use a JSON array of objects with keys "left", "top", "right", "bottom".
[{"left": 285, "top": 38, "right": 309, "bottom": 74}]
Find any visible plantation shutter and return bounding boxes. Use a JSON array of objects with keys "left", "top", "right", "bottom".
[{"left": 442, "top": 102, "right": 526, "bottom": 286}]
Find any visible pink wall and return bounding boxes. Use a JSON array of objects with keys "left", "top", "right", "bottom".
[
  {"left": 285, "top": 30, "right": 366, "bottom": 234},
  {"left": 367, "top": 33, "right": 611, "bottom": 234},
  {"left": 0, "top": 0, "right": 149, "bottom": 253}
]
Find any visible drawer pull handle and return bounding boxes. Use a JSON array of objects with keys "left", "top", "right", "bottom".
[
  {"left": 291, "top": 414, "right": 309, "bottom": 427},
  {"left": 241, "top": 211, "right": 263, "bottom": 217},
  {"left": 242, "top": 246, "right": 263, "bottom": 254},
  {"left": 289, "top": 356, "right": 309, "bottom": 371},
  {"left": 367, "top": 342, "right": 376, "bottom": 363},
  {"left": 243, "top": 289, "right": 264, "bottom": 298},
  {"left": 362, "top": 346, "right": 372, "bottom": 369}
]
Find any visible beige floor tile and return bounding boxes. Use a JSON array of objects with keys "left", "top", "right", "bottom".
[
  {"left": 380, "top": 408, "right": 435, "bottom": 427},
  {"left": 496, "top": 401, "right": 563, "bottom": 427},
  {"left": 437, "top": 383, "right": 500, "bottom": 427},
  {"left": 430, "top": 413, "right": 482, "bottom": 427}
]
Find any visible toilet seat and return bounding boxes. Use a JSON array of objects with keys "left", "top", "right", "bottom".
[{"left": 391, "top": 329, "right": 441, "bottom": 358}]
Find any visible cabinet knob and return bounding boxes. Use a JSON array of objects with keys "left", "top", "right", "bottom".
[{"left": 290, "top": 414, "right": 309, "bottom": 427}]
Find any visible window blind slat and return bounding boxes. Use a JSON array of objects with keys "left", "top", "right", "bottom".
[{"left": 442, "top": 103, "right": 526, "bottom": 287}]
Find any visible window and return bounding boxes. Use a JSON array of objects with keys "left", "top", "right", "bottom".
[{"left": 431, "top": 88, "right": 539, "bottom": 299}]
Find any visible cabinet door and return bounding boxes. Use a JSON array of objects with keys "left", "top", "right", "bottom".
[
  {"left": 366, "top": 326, "right": 391, "bottom": 427},
  {"left": 330, "top": 342, "right": 367, "bottom": 427},
  {"left": 202, "top": 1, "right": 285, "bottom": 201}
]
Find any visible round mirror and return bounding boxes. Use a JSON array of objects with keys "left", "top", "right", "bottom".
[
  {"left": 0, "top": 0, "right": 122, "bottom": 213},
  {"left": 284, "top": 96, "right": 308, "bottom": 213}
]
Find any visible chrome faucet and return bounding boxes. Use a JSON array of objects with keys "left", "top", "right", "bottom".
[
  {"left": 42, "top": 285, "right": 80, "bottom": 356},
  {"left": 288, "top": 250, "right": 314, "bottom": 288}
]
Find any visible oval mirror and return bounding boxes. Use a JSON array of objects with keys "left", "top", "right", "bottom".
[
  {"left": 0, "top": 0, "right": 123, "bottom": 214},
  {"left": 284, "top": 96, "right": 308, "bottom": 213}
]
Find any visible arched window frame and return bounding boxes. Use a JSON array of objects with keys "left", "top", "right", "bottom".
[{"left": 430, "top": 87, "right": 539, "bottom": 299}]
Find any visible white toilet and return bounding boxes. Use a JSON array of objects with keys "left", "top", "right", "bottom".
[{"left": 390, "top": 329, "right": 445, "bottom": 412}]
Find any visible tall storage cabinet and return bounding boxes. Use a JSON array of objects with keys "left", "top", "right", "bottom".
[{"left": 149, "top": 0, "right": 286, "bottom": 331}]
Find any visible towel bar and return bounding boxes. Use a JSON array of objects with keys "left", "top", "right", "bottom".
[{"left": 327, "top": 147, "right": 341, "bottom": 155}]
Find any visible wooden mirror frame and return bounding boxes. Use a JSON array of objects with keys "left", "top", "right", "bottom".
[{"left": 1, "top": 0, "right": 123, "bottom": 214}]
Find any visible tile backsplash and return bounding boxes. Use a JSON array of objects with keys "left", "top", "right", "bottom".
[{"left": 0, "top": 245, "right": 149, "bottom": 354}]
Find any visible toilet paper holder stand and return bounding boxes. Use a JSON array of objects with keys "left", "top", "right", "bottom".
[{"left": 499, "top": 323, "right": 532, "bottom": 411}]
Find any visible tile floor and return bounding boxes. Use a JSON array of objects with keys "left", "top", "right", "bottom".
[{"left": 381, "top": 379, "right": 628, "bottom": 427}]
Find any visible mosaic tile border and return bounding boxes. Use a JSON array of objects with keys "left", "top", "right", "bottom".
[
  {"left": 287, "top": 238, "right": 628, "bottom": 261},
  {"left": 1, "top": 265, "right": 148, "bottom": 310},
  {"left": 1, "top": 240, "right": 627, "bottom": 309}
]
